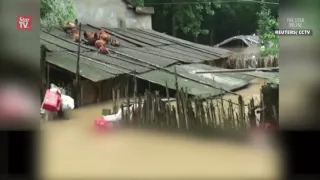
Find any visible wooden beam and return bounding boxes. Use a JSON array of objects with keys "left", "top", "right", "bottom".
[
  {"left": 46, "top": 63, "right": 50, "bottom": 89},
  {"left": 75, "top": 23, "right": 82, "bottom": 107},
  {"left": 40, "top": 45, "right": 47, "bottom": 101},
  {"left": 195, "top": 67, "right": 279, "bottom": 74}
]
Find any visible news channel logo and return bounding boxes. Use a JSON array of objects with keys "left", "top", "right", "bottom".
[
  {"left": 274, "top": 29, "right": 312, "bottom": 36},
  {"left": 275, "top": 17, "right": 312, "bottom": 36}
]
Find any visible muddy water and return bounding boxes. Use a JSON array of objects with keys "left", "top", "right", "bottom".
[{"left": 40, "top": 102, "right": 281, "bottom": 179}]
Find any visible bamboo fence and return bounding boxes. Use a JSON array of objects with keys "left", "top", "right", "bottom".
[
  {"left": 225, "top": 54, "right": 278, "bottom": 69},
  {"left": 105, "top": 72, "right": 276, "bottom": 135}
]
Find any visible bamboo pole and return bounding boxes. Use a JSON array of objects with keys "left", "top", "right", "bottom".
[{"left": 195, "top": 67, "right": 279, "bottom": 74}]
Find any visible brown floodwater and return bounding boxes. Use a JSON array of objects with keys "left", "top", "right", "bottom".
[{"left": 40, "top": 101, "right": 281, "bottom": 179}]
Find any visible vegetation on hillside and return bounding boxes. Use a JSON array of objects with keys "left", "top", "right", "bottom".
[
  {"left": 143, "top": 0, "right": 219, "bottom": 41},
  {"left": 256, "top": 4, "right": 279, "bottom": 56},
  {"left": 141, "top": 0, "right": 277, "bottom": 48},
  {"left": 40, "top": 0, "right": 76, "bottom": 31}
]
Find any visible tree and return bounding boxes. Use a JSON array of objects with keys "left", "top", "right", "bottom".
[
  {"left": 256, "top": 4, "right": 279, "bottom": 56},
  {"left": 168, "top": 0, "right": 219, "bottom": 39},
  {"left": 40, "top": 0, "right": 76, "bottom": 31},
  {"left": 143, "top": 0, "right": 219, "bottom": 39}
]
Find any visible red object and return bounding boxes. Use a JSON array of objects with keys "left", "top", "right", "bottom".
[
  {"left": 98, "top": 46, "right": 109, "bottom": 54},
  {"left": 42, "top": 90, "right": 62, "bottom": 112},
  {"left": 259, "top": 122, "right": 277, "bottom": 131},
  {"left": 94, "top": 116, "right": 113, "bottom": 131}
]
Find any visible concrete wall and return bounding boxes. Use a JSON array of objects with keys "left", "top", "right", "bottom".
[{"left": 74, "top": 0, "right": 152, "bottom": 29}]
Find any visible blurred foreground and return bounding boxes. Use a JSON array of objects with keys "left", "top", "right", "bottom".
[{"left": 40, "top": 102, "right": 281, "bottom": 179}]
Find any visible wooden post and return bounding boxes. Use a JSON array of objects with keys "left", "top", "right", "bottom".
[
  {"left": 116, "top": 89, "right": 120, "bottom": 111},
  {"left": 194, "top": 98, "right": 199, "bottom": 127},
  {"left": 199, "top": 98, "right": 206, "bottom": 128},
  {"left": 180, "top": 88, "right": 188, "bottom": 129},
  {"left": 171, "top": 105, "right": 177, "bottom": 128},
  {"left": 112, "top": 89, "right": 116, "bottom": 113},
  {"left": 138, "top": 96, "right": 142, "bottom": 126},
  {"left": 228, "top": 99, "right": 235, "bottom": 129},
  {"left": 75, "top": 23, "right": 82, "bottom": 108},
  {"left": 249, "top": 98, "right": 256, "bottom": 128},
  {"left": 238, "top": 96, "right": 245, "bottom": 129},
  {"left": 132, "top": 74, "right": 137, "bottom": 123},
  {"left": 133, "top": 72, "right": 137, "bottom": 104},
  {"left": 206, "top": 101, "right": 212, "bottom": 129},
  {"left": 149, "top": 92, "right": 155, "bottom": 125},
  {"left": 46, "top": 63, "right": 50, "bottom": 89},
  {"left": 187, "top": 98, "right": 195, "bottom": 129},
  {"left": 155, "top": 91, "right": 160, "bottom": 126},
  {"left": 165, "top": 82, "right": 170, "bottom": 126},
  {"left": 125, "top": 77, "right": 130, "bottom": 123},
  {"left": 260, "top": 87, "right": 265, "bottom": 123},
  {"left": 121, "top": 103, "right": 125, "bottom": 125},
  {"left": 40, "top": 45, "right": 47, "bottom": 101},
  {"left": 143, "top": 91, "right": 148, "bottom": 125},
  {"left": 216, "top": 100, "right": 221, "bottom": 128},
  {"left": 210, "top": 99, "right": 216, "bottom": 128},
  {"left": 220, "top": 89, "right": 226, "bottom": 129},
  {"left": 174, "top": 67, "right": 181, "bottom": 128}
]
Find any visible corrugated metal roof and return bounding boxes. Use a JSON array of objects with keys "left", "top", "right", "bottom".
[
  {"left": 86, "top": 25, "right": 232, "bottom": 62},
  {"left": 46, "top": 52, "right": 116, "bottom": 82},
  {"left": 41, "top": 25, "right": 233, "bottom": 83},
  {"left": 41, "top": 40, "right": 126, "bottom": 82},
  {"left": 244, "top": 71, "right": 279, "bottom": 84},
  {"left": 244, "top": 71, "right": 279, "bottom": 79},
  {"left": 214, "top": 35, "right": 260, "bottom": 47},
  {"left": 41, "top": 27, "right": 176, "bottom": 70},
  {"left": 41, "top": 30, "right": 154, "bottom": 74},
  {"left": 133, "top": 29, "right": 232, "bottom": 58},
  {"left": 138, "top": 64, "right": 255, "bottom": 97}
]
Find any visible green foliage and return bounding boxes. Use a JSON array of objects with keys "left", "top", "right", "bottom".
[
  {"left": 40, "top": 0, "right": 76, "bottom": 31},
  {"left": 256, "top": 4, "right": 279, "bottom": 56},
  {"left": 161, "top": 0, "right": 219, "bottom": 37},
  {"left": 136, "top": 0, "right": 145, "bottom": 6}
]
